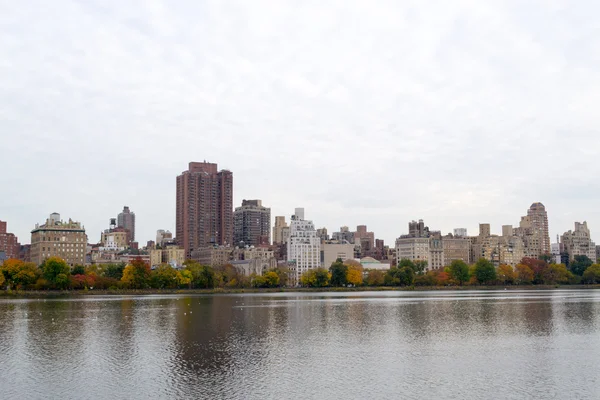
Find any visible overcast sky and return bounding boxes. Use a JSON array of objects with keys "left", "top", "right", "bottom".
[{"left": 2, "top": 1, "right": 600, "bottom": 246}]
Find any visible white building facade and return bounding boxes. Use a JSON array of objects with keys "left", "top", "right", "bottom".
[{"left": 287, "top": 208, "right": 321, "bottom": 285}]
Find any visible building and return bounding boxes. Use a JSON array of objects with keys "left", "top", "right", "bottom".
[
  {"left": 233, "top": 199, "right": 271, "bottom": 247},
  {"left": 453, "top": 228, "right": 468, "bottom": 237},
  {"left": 0, "top": 220, "right": 20, "bottom": 259},
  {"left": 156, "top": 230, "right": 173, "bottom": 247},
  {"left": 514, "top": 202, "right": 551, "bottom": 258},
  {"left": 316, "top": 228, "right": 329, "bottom": 243},
  {"left": 149, "top": 245, "right": 186, "bottom": 268},
  {"left": 117, "top": 206, "right": 136, "bottom": 243},
  {"left": 176, "top": 161, "right": 233, "bottom": 259},
  {"left": 332, "top": 226, "right": 354, "bottom": 244},
  {"left": 359, "top": 257, "right": 392, "bottom": 271},
  {"left": 30, "top": 213, "right": 88, "bottom": 266},
  {"left": 395, "top": 237, "right": 430, "bottom": 266},
  {"left": 409, "top": 220, "right": 429, "bottom": 238},
  {"left": 273, "top": 216, "right": 288, "bottom": 244},
  {"left": 193, "top": 246, "right": 234, "bottom": 267},
  {"left": 287, "top": 208, "right": 321, "bottom": 285},
  {"left": 561, "top": 222, "right": 596, "bottom": 262},
  {"left": 101, "top": 231, "right": 128, "bottom": 250},
  {"left": 442, "top": 235, "right": 471, "bottom": 266},
  {"left": 321, "top": 241, "right": 355, "bottom": 269}
]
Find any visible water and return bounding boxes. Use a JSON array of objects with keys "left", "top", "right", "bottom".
[{"left": 1, "top": 290, "right": 600, "bottom": 399}]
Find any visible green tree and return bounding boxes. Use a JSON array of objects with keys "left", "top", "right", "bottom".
[
  {"left": 42, "top": 257, "right": 71, "bottom": 287},
  {"left": 570, "top": 255, "right": 593, "bottom": 276},
  {"left": 71, "top": 265, "right": 85, "bottom": 275},
  {"left": 300, "top": 268, "right": 330, "bottom": 287},
  {"left": 474, "top": 258, "right": 496, "bottom": 284},
  {"left": 542, "top": 263, "right": 574, "bottom": 285},
  {"left": 150, "top": 265, "right": 178, "bottom": 289},
  {"left": 329, "top": 258, "right": 348, "bottom": 287},
  {"left": 272, "top": 266, "right": 290, "bottom": 287},
  {"left": 448, "top": 260, "right": 470, "bottom": 285},
  {"left": 582, "top": 264, "right": 600, "bottom": 284},
  {"left": 398, "top": 266, "right": 415, "bottom": 286},
  {"left": 413, "top": 260, "right": 428, "bottom": 275},
  {"left": 263, "top": 271, "right": 280, "bottom": 288},
  {"left": 185, "top": 261, "right": 215, "bottom": 289},
  {"left": 104, "top": 263, "right": 125, "bottom": 280}
]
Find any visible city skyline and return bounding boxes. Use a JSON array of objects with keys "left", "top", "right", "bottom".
[{"left": 3, "top": 1, "right": 600, "bottom": 246}]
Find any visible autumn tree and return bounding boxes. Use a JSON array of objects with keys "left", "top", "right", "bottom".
[
  {"left": 415, "top": 270, "right": 438, "bottom": 286},
  {"left": 329, "top": 259, "right": 348, "bottom": 287},
  {"left": 185, "top": 261, "right": 216, "bottom": 289},
  {"left": 176, "top": 270, "right": 193, "bottom": 288},
  {"left": 263, "top": 271, "right": 280, "bottom": 287},
  {"left": 1, "top": 259, "right": 40, "bottom": 289},
  {"left": 520, "top": 257, "right": 548, "bottom": 284},
  {"left": 104, "top": 263, "right": 125, "bottom": 280},
  {"left": 497, "top": 264, "right": 516, "bottom": 285},
  {"left": 515, "top": 264, "right": 534, "bottom": 284},
  {"left": 346, "top": 266, "right": 363, "bottom": 286},
  {"left": 121, "top": 258, "right": 151, "bottom": 289},
  {"left": 365, "top": 270, "right": 385, "bottom": 286},
  {"left": 300, "top": 268, "right": 330, "bottom": 287},
  {"left": 41, "top": 257, "right": 71, "bottom": 289},
  {"left": 474, "top": 258, "right": 496, "bottom": 285},
  {"left": 542, "top": 264, "right": 573, "bottom": 285},
  {"left": 582, "top": 264, "right": 600, "bottom": 284},
  {"left": 448, "top": 260, "right": 470, "bottom": 285}
]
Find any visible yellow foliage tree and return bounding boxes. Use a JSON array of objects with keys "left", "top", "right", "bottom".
[
  {"left": 347, "top": 268, "right": 363, "bottom": 286},
  {"left": 497, "top": 264, "right": 516, "bottom": 284}
]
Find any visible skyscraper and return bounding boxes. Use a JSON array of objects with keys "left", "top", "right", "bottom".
[
  {"left": 272, "top": 216, "right": 288, "bottom": 244},
  {"left": 514, "top": 202, "right": 550, "bottom": 257},
  {"left": 176, "top": 161, "right": 233, "bottom": 259},
  {"left": 117, "top": 206, "right": 135, "bottom": 243},
  {"left": 233, "top": 199, "right": 271, "bottom": 246}
]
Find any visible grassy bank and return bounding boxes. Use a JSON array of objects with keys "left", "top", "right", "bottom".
[{"left": 2, "top": 285, "right": 600, "bottom": 298}]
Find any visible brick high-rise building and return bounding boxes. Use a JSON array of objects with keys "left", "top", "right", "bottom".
[
  {"left": 0, "top": 220, "right": 20, "bottom": 259},
  {"left": 117, "top": 206, "right": 135, "bottom": 243},
  {"left": 176, "top": 161, "right": 233, "bottom": 259},
  {"left": 233, "top": 199, "right": 271, "bottom": 247}
]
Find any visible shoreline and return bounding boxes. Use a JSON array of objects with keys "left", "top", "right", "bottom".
[{"left": 2, "top": 284, "right": 600, "bottom": 297}]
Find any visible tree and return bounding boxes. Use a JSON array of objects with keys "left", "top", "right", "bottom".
[
  {"left": 329, "top": 259, "right": 348, "bottom": 287},
  {"left": 520, "top": 257, "right": 549, "bottom": 284},
  {"left": 104, "top": 263, "right": 125, "bottom": 280},
  {"left": 497, "top": 264, "right": 516, "bottom": 285},
  {"left": 347, "top": 267, "right": 363, "bottom": 286},
  {"left": 582, "top": 264, "right": 600, "bottom": 284},
  {"left": 1, "top": 259, "right": 40, "bottom": 289},
  {"left": 121, "top": 258, "right": 151, "bottom": 289},
  {"left": 384, "top": 268, "right": 401, "bottom": 286},
  {"left": 474, "top": 258, "right": 496, "bottom": 284},
  {"left": 415, "top": 270, "right": 437, "bottom": 286},
  {"left": 150, "top": 265, "right": 178, "bottom": 289},
  {"left": 176, "top": 270, "right": 193, "bottom": 288},
  {"left": 365, "top": 270, "right": 385, "bottom": 286},
  {"left": 515, "top": 264, "right": 534, "bottom": 284},
  {"left": 0, "top": 272, "right": 5, "bottom": 288},
  {"left": 570, "top": 255, "right": 593, "bottom": 276},
  {"left": 272, "top": 266, "right": 290, "bottom": 287},
  {"left": 448, "top": 260, "right": 470, "bottom": 285},
  {"left": 71, "top": 265, "right": 85, "bottom": 275},
  {"left": 263, "top": 271, "right": 280, "bottom": 288},
  {"left": 41, "top": 257, "right": 70, "bottom": 287},
  {"left": 413, "top": 260, "right": 428, "bottom": 275},
  {"left": 300, "top": 268, "right": 330, "bottom": 287},
  {"left": 398, "top": 266, "right": 415, "bottom": 286},
  {"left": 542, "top": 263, "right": 573, "bottom": 285}
]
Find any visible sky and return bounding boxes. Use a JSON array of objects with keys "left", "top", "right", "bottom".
[{"left": 2, "top": 0, "right": 600, "bottom": 246}]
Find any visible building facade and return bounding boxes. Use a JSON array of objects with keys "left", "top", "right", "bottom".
[
  {"left": 321, "top": 241, "right": 355, "bottom": 269},
  {"left": 176, "top": 161, "right": 233, "bottom": 259},
  {"left": 0, "top": 220, "right": 20, "bottom": 259},
  {"left": 117, "top": 206, "right": 136, "bottom": 243},
  {"left": 287, "top": 208, "right": 321, "bottom": 285},
  {"left": 273, "top": 216, "right": 288, "bottom": 244},
  {"left": 233, "top": 199, "right": 271, "bottom": 246},
  {"left": 30, "top": 213, "right": 88, "bottom": 266},
  {"left": 561, "top": 221, "right": 596, "bottom": 262},
  {"left": 514, "top": 202, "right": 550, "bottom": 258}
]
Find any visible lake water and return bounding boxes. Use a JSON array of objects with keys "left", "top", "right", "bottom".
[{"left": 1, "top": 290, "right": 600, "bottom": 399}]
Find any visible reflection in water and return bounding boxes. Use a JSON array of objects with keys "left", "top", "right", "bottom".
[{"left": 1, "top": 290, "right": 600, "bottom": 399}]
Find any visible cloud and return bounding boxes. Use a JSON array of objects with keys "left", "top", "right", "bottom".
[{"left": 1, "top": 0, "right": 600, "bottom": 245}]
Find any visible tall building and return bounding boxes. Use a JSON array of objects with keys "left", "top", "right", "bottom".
[
  {"left": 176, "top": 161, "right": 233, "bottom": 259},
  {"left": 514, "top": 202, "right": 550, "bottom": 257},
  {"left": 272, "top": 216, "right": 288, "bottom": 244},
  {"left": 409, "top": 220, "right": 429, "bottom": 238},
  {"left": 321, "top": 241, "right": 355, "bottom": 268},
  {"left": 561, "top": 221, "right": 596, "bottom": 262},
  {"left": 0, "top": 220, "right": 20, "bottom": 259},
  {"left": 233, "top": 199, "right": 271, "bottom": 246},
  {"left": 287, "top": 208, "right": 321, "bottom": 285},
  {"left": 332, "top": 226, "right": 354, "bottom": 243},
  {"left": 117, "top": 206, "right": 136, "bottom": 243},
  {"left": 30, "top": 213, "right": 88, "bottom": 266},
  {"left": 156, "top": 229, "right": 173, "bottom": 247}
]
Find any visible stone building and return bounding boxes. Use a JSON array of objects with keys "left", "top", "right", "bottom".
[
  {"left": 30, "top": 213, "right": 88, "bottom": 266},
  {"left": 233, "top": 199, "right": 271, "bottom": 246},
  {"left": 0, "top": 220, "right": 20, "bottom": 259}
]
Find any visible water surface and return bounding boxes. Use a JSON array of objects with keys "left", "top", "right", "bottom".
[{"left": 1, "top": 290, "right": 599, "bottom": 399}]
